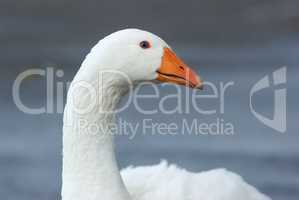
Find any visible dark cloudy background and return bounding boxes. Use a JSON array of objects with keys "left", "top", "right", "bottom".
[{"left": 0, "top": 1, "right": 298, "bottom": 200}]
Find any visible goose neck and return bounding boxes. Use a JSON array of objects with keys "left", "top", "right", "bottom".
[{"left": 62, "top": 75, "right": 131, "bottom": 200}]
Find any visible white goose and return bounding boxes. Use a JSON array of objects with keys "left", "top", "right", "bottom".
[{"left": 62, "top": 29, "right": 271, "bottom": 200}]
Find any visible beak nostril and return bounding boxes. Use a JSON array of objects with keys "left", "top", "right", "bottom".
[{"left": 179, "top": 66, "right": 184, "bottom": 70}]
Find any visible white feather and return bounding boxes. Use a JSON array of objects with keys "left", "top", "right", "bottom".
[{"left": 121, "top": 161, "right": 270, "bottom": 200}]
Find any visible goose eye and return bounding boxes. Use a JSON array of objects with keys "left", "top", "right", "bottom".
[{"left": 139, "top": 41, "right": 151, "bottom": 49}]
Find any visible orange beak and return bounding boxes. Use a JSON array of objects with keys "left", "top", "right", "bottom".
[{"left": 156, "top": 47, "right": 203, "bottom": 89}]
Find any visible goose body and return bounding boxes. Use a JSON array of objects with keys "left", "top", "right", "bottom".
[
  {"left": 62, "top": 29, "right": 271, "bottom": 200},
  {"left": 122, "top": 161, "right": 270, "bottom": 200}
]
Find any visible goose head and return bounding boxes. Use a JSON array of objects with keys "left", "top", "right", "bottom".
[{"left": 80, "top": 28, "right": 203, "bottom": 90}]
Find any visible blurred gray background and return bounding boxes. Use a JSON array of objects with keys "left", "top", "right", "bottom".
[{"left": 0, "top": 0, "right": 298, "bottom": 200}]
